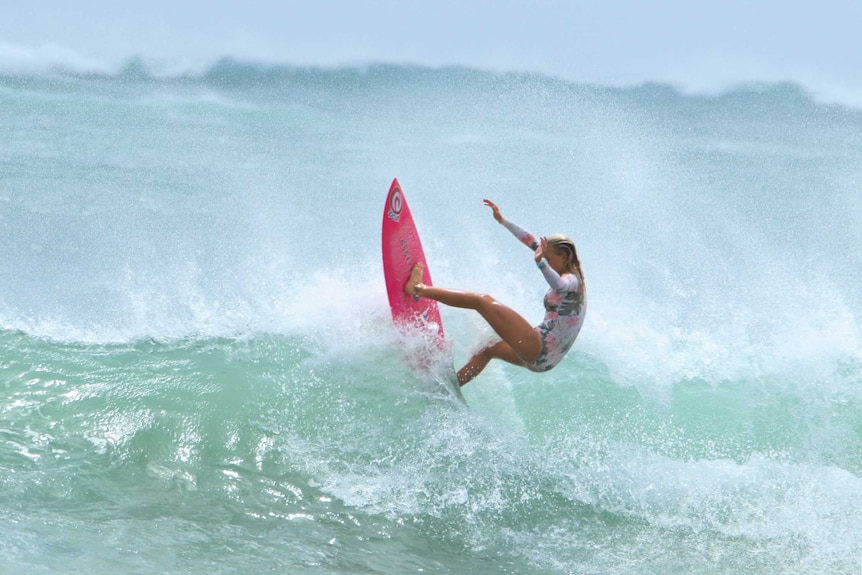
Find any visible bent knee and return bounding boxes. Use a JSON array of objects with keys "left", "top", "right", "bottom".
[
  {"left": 480, "top": 340, "right": 529, "bottom": 366},
  {"left": 478, "top": 343, "right": 498, "bottom": 360}
]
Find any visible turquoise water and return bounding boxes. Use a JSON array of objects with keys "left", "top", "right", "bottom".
[{"left": 2, "top": 63, "right": 862, "bottom": 574}]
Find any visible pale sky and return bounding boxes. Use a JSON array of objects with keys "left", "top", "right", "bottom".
[{"left": 3, "top": 1, "right": 861, "bottom": 102}]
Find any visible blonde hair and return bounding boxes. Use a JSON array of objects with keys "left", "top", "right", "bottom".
[{"left": 547, "top": 234, "right": 585, "bottom": 293}]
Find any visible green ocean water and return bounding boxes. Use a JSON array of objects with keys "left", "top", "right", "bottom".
[{"left": 2, "top": 63, "right": 862, "bottom": 574}]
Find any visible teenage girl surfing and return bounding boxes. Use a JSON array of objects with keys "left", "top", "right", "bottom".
[{"left": 405, "top": 199, "right": 586, "bottom": 386}]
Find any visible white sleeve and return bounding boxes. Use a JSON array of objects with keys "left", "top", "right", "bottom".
[
  {"left": 537, "top": 260, "right": 579, "bottom": 293},
  {"left": 500, "top": 217, "right": 539, "bottom": 250}
]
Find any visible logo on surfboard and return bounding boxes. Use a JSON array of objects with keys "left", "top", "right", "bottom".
[{"left": 387, "top": 188, "right": 403, "bottom": 222}]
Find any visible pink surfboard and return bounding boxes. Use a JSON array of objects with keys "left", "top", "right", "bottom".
[{"left": 381, "top": 178, "right": 445, "bottom": 342}]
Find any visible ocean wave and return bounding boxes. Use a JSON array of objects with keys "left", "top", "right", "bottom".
[
  {"left": 3, "top": 325, "right": 861, "bottom": 573},
  {"left": 0, "top": 42, "right": 205, "bottom": 78},
  {"left": 2, "top": 42, "right": 861, "bottom": 111}
]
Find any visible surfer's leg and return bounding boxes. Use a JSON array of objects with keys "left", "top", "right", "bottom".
[
  {"left": 406, "top": 264, "right": 542, "bottom": 364},
  {"left": 457, "top": 340, "right": 527, "bottom": 386}
]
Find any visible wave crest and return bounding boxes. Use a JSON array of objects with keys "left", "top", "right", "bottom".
[{"left": 3, "top": 42, "right": 859, "bottom": 111}]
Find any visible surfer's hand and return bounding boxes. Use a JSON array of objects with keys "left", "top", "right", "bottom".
[
  {"left": 483, "top": 199, "right": 503, "bottom": 223},
  {"left": 535, "top": 237, "right": 547, "bottom": 262}
]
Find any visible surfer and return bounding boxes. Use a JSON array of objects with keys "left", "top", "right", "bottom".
[{"left": 405, "top": 199, "right": 586, "bottom": 385}]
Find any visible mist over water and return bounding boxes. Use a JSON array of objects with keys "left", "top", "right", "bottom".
[{"left": 2, "top": 60, "right": 862, "bottom": 574}]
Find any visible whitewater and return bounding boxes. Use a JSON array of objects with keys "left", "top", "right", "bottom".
[{"left": 2, "top": 57, "right": 862, "bottom": 574}]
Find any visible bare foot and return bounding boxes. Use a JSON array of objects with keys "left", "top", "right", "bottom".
[{"left": 404, "top": 263, "right": 424, "bottom": 299}]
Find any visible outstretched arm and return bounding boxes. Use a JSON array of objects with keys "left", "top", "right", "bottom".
[
  {"left": 483, "top": 199, "right": 539, "bottom": 250},
  {"left": 483, "top": 200, "right": 578, "bottom": 292}
]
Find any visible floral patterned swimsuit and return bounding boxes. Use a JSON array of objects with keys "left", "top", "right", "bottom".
[{"left": 501, "top": 218, "right": 586, "bottom": 372}]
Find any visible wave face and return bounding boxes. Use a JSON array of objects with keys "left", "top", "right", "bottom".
[{"left": 2, "top": 63, "right": 862, "bottom": 574}]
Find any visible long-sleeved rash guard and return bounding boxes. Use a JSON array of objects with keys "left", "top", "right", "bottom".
[{"left": 500, "top": 217, "right": 586, "bottom": 371}]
